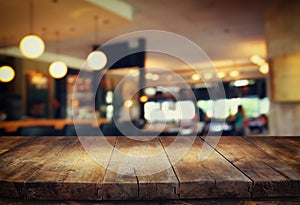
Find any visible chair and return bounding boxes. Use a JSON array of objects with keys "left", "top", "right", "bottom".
[
  {"left": 18, "top": 126, "right": 57, "bottom": 136},
  {"left": 62, "top": 124, "right": 99, "bottom": 136}
]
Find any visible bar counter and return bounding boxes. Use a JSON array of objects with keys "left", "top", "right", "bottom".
[
  {"left": 0, "top": 135, "right": 299, "bottom": 203},
  {"left": 0, "top": 118, "right": 108, "bottom": 133}
]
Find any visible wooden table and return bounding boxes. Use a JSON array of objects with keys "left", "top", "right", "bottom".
[{"left": 0, "top": 136, "right": 299, "bottom": 203}]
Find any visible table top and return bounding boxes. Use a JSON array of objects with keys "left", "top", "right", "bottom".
[{"left": 0, "top": 135, "right": 299, "bottom": 202}]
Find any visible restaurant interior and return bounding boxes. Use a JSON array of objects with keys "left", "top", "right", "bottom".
[{"left": 0, "top": 0, "right": 299, "bottom": 203}]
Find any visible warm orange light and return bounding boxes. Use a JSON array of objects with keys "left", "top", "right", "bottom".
[
  {"left": 191, "top": 74, "right": 201, "bottom": 81},
  {"left": 72, "top": 100, "right": 80, "bottom": 107},
  {"left": 124, "top": 100, "right": 133, "bottom": 108},
  {"left": 259, "top": 63, "right": 269, "bottom": 74},
  {"left": 139, "top": 95, "right": 149, "bottom": 103},
  {"left": 250, "top": 55, "right": 265, "bottom": 65},
  {"left": 217, "top": 71, "right": 226, "bottom": 78},
  {"left": 229, "top": 70, "right": 239, "bottom": 78}
]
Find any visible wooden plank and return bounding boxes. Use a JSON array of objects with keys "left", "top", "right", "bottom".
[
  {"left": 247, "top": 137, "right": 300, "bottom": 172},
  {"left": 101, "top": 136, "right": 178, "bottom": 200},
  {"left": 0, "top": 136, "right": 72, "bottom": 199},
  {"left": 0, "top": 136, "right": 298, "bottom": 202},
  {"left": 101, "top": 136, "right": 139, "bottom": 200},
  {"left": 0, "top": 136, "right": 34, "bottom": 155},
  {"left": 160, "top": 136, "right": 252, "bottom": 199},
  {"left": 134, "top": 136, "right": 178, "bottom": 200},
  {"left": 27, "top": 136, "right": 116, "bottom": 201},
  {"left": 207, "top": 136, "right": 300, "bottom": 197},
  {"left": 61, "top": 136, "right": 116, "bottom": 201}
]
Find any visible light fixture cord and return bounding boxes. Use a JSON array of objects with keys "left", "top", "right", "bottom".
[
  {"left": 55, "top": 31, "right": 60, "bottom": 59},
  {"left": 94, "top": 15, "right": 99, "bottom": 44},
  {"left": 2, "top": 36, "right": 7, "bottom": 54},
  {"left": 30, "top": 0, "right": 34, "bottom": 34},
  {"left": 1, "top": 36, "right": 5, "bottom": 49}
]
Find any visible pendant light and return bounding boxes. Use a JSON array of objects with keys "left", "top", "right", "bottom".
[
  {"left": 0, "top": 66, "right": 15, "bottom": 83},
  {"left": 19, "top": 0, "right": 45, "bottom": 59},
  {"left": 250, "top": 55, "right": 269, "bottom": 75},
  {"left": 49, "top": 31, "right": 68, "bottom": 79},
  {"left": 87, "top": 16, "right": 107, "bottom": 70},
  {"left": 0, "top": 37, "right": 15, "bottom": 83}
]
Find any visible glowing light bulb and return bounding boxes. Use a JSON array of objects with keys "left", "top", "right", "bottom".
[
  {"left": 233, "top": 80, "right": 249, "bottom": 87},
  {"left": 259, "top": 63, "right": 269, "bottom": 74},
  {"left": 124, "top": 100, "right": 133, "bottom": 108},
  {"left": 0, "top": 66, "right": 15, "bottom": 82},
  {"left": 19, "top": 35, "right": 45, "bottom": 58},
  {"left": 250, "top": 55, "right": 265, "bottom": 65},
  {"left": 217, "top": 72, "right": 226, "bottom": 78},
  {"left": 203, "top": 73, "right": 213, "bottom": 80},
  {"left": 139, "top": 95, "right": 149, "bottom": 103},
  {"left": 152, "top": 74, "right": 159, "bottom": 81},
  {"left": 230, "top": 70, "right": 239, "bottom": 78},
  {"left": 87, "top": 51, "right": 107, "bottom": 70},
  {"left": 191, "top": 74, "right": 201, "bottom": 81},
  {"left": 145, "top": 73, "right": 153, "bottom": 79},
  {"left": 49, "top": 61, "right": 68, "bottom": 79}
]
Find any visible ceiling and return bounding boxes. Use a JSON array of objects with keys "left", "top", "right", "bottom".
[{"left": 0, "top": 0, "right": 267, "bottom": 84}]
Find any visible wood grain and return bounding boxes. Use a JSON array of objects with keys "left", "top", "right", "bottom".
[
  {"left": 160, "top": 136, "right": 252, "bottom": 198},
  {"left": 0, "top": 136, "right": 72, "bottom": 198},
  {"left": 0, "top": 136, "right": 34, "bottom": 155},
  {"left": 248, "top": 137, "right": 300, "bottom": 172},
  {"left": 0, "top": 135, "right": 299, "bottom": 201},
  {"left": 206, "top": 136, "right": 300, "bottom": 197},
  {"left": 102, "top": 136, "right": 179, "bottom": 200},
  {"left": 135, "top": 136, "right": 178, "bottom": 200},
  {"left": 100, "top": 137, "right": 138, "bottom": 200},
  {"left": 27, "top": 136, "right": 116, "bottom": 201}
]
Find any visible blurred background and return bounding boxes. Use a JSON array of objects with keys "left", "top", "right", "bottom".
[{"left": 0, "top": 0, "right": 299, "bottom": 136}]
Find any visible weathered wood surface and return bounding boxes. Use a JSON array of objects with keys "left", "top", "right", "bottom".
[
  {"left": 0, "top": 136, "right": 299, "bottom": 201},
  {"left": 203, "top": 136, "right": 300, "bottom": 197},
  {"left": 0, "top": 136, "right": 72, "bottom": 198},
  {"left": 27, "top": 137, "right": 114, "bottom": 201},
  {"left": 247, "top": 136, "right": 300, "bottom": 172},
  {"left": 160, "top": 136, "right": 252, "bottom": 198},
  {"left": 0, "top": 136, "right": 34, "bottom": 155},
  {"left": 102, "top": 136, "right": 178, "bottom": 200},
  {"left": 131, "top": 136, "right": 178, "bottom": 200}
]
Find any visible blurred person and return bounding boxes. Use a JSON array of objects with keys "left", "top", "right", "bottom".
[
  {"left": 228, "top": 105, "right": 245, "bottom": 136},
  {"left": 247, "top": 114, "right": 268, "bottom": 134},
  {"left": 198, "top": 107, "right": 211, "bottom": 136}
]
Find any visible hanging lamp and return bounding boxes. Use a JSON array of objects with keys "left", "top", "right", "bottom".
[
  {"left": 19, "top": 0, "right": 45, "bottom": 59},
  {"left": 86, "top": 16, "right": 107, "bottom": 70},
  {"left": 48, "top": 31, "right": 68, "bottom": 79},
  {"left": 0, "top": 37, "right": 15, "bottom": 83},
  {"left": 0, "top": 66, "right": 15, "bottom": 83}
]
